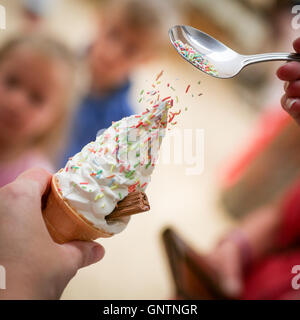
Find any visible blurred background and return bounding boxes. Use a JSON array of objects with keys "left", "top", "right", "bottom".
[{"left": 0, "top": 0, "right": 300, "bottom": 299}]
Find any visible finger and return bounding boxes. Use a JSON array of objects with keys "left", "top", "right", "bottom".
[
  {"left": 61, "top": 241, "right": 105, "bottom": 270},
  {"left": 281, "top": 94, "right": 300, "bottom": 124},
  {"left": 293, "top": 38, "right": 300, "bottom": 53},
  {"left": 277, "top": 62, "right": 300, "bottom": 81},
  {"left": 284, "top": 80, "right": 300, "bottom": 97},
  {"left": 16, "top": 168, "right": 52, "bottom": 197}
]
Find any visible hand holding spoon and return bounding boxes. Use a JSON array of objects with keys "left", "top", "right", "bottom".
[{"left": 169, "top": 25, "right": 300, "bottom": 79}]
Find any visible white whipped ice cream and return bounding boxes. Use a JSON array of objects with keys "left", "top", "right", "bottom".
[{"left": 55, "top": 101, "right": 168, "bottom": 235}]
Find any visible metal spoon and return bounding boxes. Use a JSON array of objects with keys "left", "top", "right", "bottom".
[{"left": 169, "top": 25, "right": 300, "bottom": 79}]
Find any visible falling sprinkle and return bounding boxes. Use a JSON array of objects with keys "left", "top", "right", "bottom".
[
  {"left": 155, "top": 70, "right": 164, "bottom": 81},
  {"left": 162, "top": 96, "right": 171, "bottom": 102}
]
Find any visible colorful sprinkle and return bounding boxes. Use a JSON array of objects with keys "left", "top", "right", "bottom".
[
  {"left": 162, "top": 96, "right": 171, "bottom": 102},
  {"left": 94, "top": 194, "right": 104, "bottom": 201},
  {"left": 174, "top": 39, "right": 219, "bottom": 76},
  {"left": 155, "top": 70, "right": 164, "bottom": 81}
]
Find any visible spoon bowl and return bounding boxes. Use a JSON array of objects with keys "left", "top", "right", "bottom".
[{"left": 169, "top": 25, "right": 300, "bottom": 79}]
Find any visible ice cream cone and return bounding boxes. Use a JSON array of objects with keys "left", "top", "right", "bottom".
[
  {"left": 42, "top": 99, "right": 169, "bottom": 243},
  {"left": 42, "top": 176, "right": 150, "bottom": 243}
]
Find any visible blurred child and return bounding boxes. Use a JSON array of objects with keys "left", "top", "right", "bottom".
[
  {"left": 0, "top": 35, "right": 76, "bottom": 187},
  {"left": 62, "top": 0, "right": 169, "bottom": 164},
  {"left": 162, "top": 38, "right": 300, "bottom": 301},
  {"left": 205, "top": 38, "right": 300, "bottom": 300}
]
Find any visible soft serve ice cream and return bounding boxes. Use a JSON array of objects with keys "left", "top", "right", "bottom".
[{"left": 55, "top": 101, "right": 169, "bottom": 235}]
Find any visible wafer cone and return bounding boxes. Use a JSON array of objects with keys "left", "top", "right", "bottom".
[{"left": 42, "top": 176, "right": 150, "bottom": 244}]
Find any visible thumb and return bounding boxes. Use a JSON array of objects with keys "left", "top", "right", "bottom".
[
  {"left": 16, "top": 168, "right": 52, "bottom": 199},
  {"left": 61, "top": 241, "right": 105, "bottom": 270}
]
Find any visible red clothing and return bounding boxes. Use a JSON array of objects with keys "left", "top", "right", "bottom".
[
  {"left": 276, "top": 178, "right": 300, "bottom": 248},
  {"left": 242, "top": 250, "right": 300, "bottom": 299},
  {"left": 242, "top": 179, "right": 300, "bottom": 299}
]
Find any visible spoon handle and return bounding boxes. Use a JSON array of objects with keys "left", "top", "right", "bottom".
[{"left": 243, "top": 53, "right": 300, "bottom": 66}]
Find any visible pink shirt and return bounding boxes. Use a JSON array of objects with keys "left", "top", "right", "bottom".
[{"left": 0, "top": 151, "right": 54, "bottom": 188}]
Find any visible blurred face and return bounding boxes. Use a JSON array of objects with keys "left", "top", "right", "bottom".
[
  {"left": 89, "top": 11, "right": 154, "bottom": 91},
  {"left": 0, "top": 46, "right": 68, "bottom": 146}
]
